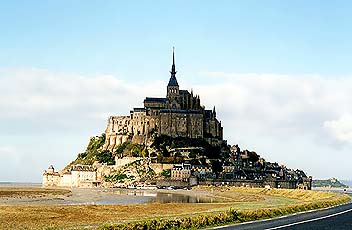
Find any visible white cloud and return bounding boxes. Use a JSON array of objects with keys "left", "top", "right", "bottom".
[
  {"left": 195, "top": 72, "right": 352, "bottom": 144},
  {"left": 0, "top": 68, "right": 158, "bottom": 116},
  {"left": 0, "top": 68, "right": 164, "bottom": 134},
  {"left": 190, "top": 72, "right": 352, "bottom": 179},
  {"left": 324, "top": 114, "right": 352, "bottom": 143},
  {"left": 1, "top": 68, "right": 352, "bottom": 180}
]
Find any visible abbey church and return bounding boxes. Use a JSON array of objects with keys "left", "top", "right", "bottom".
[{"left": 103, "top": 49, "right": 224, "bottom": 151}]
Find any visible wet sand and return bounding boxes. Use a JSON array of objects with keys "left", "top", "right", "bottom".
[{"left": 0, "top": 185, "right": 220, "bottom": 206}]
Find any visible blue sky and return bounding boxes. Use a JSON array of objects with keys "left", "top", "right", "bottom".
[
  {"left": 1, "top": 1, "right": 352, "bottom": 77},
  {"left": 1, "top": 1, "right": 352, "bottom": 182}
]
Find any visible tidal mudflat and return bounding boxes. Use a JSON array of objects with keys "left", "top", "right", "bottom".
[
  {"left": 0, "top": 185, "right": 348, "bottom": 230},
  {"left": 0, "top": 185, "right": 230, "bottom": 206}
]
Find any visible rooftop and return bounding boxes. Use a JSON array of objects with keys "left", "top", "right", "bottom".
[
  {"left": 160, "top": 109, "right": 203, "bottom": 114},
  {"left": 168, "top": 75, "right": 179, "bottom": 87},
  {"left": 144, "top": 97, "right": 168, "bottom": 103}
]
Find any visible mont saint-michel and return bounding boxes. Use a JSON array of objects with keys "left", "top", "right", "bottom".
[{"left": 43, "top": 50, "right": 312, "bottom": 190}]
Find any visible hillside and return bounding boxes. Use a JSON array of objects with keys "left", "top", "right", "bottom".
[
  {"left": 63, "top": 133, "right": 148, "bottom": 170},
  {"left": 341, "top": 180, "right": 352, "bottom": 188},
  {"left": 312, "top": 178, "right": 348, "bottom": 188}
]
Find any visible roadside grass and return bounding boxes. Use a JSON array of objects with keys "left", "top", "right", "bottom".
[
  {"left": 0, "top": 203, "right": 237, "bottom": 230},
  {"left": 195, "top": 186, "right": 338, "bottom": 201},
  {"left": 0, "top": 186, "right": 350, "bottom": 230},
  {"left": 101, "top": 187, "right": 351, "bottom": 230}
]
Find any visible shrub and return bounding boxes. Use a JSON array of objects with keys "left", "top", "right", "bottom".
[
  {"left": 161, "top": 169, "right": 171, "bottom": 178},
  {"left": 96, "top": 150, "right": 115, "bottom": 165}
]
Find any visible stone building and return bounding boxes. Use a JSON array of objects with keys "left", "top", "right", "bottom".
[
  {"left": 191, "top": 165, "right": 215, "bottom": 179},
  {"left": 103, "top": 49, "right": 223, "bottom": 151},
  {"left": 171, "top": 163, "right": 192, "bottom": 181},
  {"left": 42, "top": 165, "right": 60, "bottom": 187},
  {"left": 43, "top": 163, "right": 104, "bottom": 188},
  {"left": 70, "top": 165, "right": 99, "bottom": 187}
]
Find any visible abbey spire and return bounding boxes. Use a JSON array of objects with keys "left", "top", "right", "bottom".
[{"left": 168, "top": 47, "right": 179, "bottom": 87}]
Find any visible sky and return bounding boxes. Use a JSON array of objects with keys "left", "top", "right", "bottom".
[{"left": 1, "top": 1, "right": 352, "bottom": 182}]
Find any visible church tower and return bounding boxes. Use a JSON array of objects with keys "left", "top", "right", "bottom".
[{"left": 167, "top": 47, "right": 179, "bottom": 99}]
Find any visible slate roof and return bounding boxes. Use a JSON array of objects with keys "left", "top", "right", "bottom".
[
  {"left": 133, "top": 108, "right": 146, "bottom": 112},
  {"left": 160, "top": 109, "right": 203, "bottom": 114},
  {"left": 144, "top": 97, "right": 168, "bottom": 103},
  {"left": 71, "top": 165, "right": 96, "bottom": 171},
  {"left": 179, "top": 89, "right": 190, "bottom": 94},
  {"left": 168, "top": 75, "right": 179, "bottom": 86}
]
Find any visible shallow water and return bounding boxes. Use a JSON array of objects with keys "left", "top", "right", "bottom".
[
  {"left": 65, "top": 188, "right": 218, "bottom": 205},
  {"left": 149, "top": 192, "right": 217, "bottom": 203},
  {"left": 0, "top": 184, "right": 218, "bottom": 205}
]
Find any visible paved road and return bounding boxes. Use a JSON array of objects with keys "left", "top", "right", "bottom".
[{"left": 207, "top": 193, "right": 352, "bottom": 230}]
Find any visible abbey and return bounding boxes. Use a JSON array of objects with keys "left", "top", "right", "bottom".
[
  {"left": 103, "top": 49, "right": 223, "bottom": 151},
  {"left": 43, "top": 49, "right": 312, "bottom": 190}
]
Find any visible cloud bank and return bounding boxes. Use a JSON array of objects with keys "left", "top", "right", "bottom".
[
  {"left": 324, "top": 114, "right": 352, "bottom": 143},
  {"left": 0, "top": 68, "right": 351, "bottom": 181},
  {"left": 196, "top": 72, "right": 352, "bottom": 144}
]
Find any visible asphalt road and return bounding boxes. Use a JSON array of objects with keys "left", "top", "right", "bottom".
[{"left": 207, "top": 193, "right": 352, "bottom": 230}]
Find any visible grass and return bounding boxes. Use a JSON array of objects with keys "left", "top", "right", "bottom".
[
  {"left": 102, "top": 187, "right": 351, "bottom": 230},
  {"left": 0, "top": 203, "right": 237, "bottom": 229},
  {"left": 0, "top": 186, "right": 350, "bottom": 230}
]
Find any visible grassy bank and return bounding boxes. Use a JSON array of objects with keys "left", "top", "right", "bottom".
[
  {"left": 102, "top": 187, "right": 350, "bottom": 230},
  {"left": 0, "top": 186, "right": 350, "bottom": 230}
]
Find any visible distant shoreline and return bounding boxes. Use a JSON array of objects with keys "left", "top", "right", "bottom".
[
  {"left": 0, "top": 182, "right": 41, "bottom": 187},
  {"left": 0, "top": 182, "right": 41, "bottom": 184},
  {"left": 313, "top": 187, "right": 351, "bottom": 191}
]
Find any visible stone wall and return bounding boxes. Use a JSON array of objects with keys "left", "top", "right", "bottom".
[
  {"left": 144, "top": 100, "right": 166, "bottom": 109},
  {"left": 205, "top": 119, "right": 223, "bottom": 139},
  {"left": 104, "top": 133, "right": 130, "bottom": 151},
  {"left": 42, "top": 173, "right": 61, "bottom": 187},
  {"left": 159, "top": 111, "right": 203, "bottom": 138},
  {"left": 115, "top": 157, "right": 143, "bottom": 168},
  {"left": 150, "top": 163, "right": 174, "bottom": 175},
  {"left": 200, "top": 179, "right": 302, "bottom": 189},
  {"left": 59, "top": 174, "right": 72, "bottom": 187},
  {"left": 156, "top": 179, "right": 190, "bottom": 188},
  {"left": 71, "top": 170, "right": 97, "bottom": 187},
  {"left": 103, "top": 112, "right": 160, "bottom": 150}
]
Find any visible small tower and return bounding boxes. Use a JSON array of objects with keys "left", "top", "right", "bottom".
[
  {"left": 167, "top": 47, "right": 179, "bottom": 98},
  {"left": 47, "top": 165, "right": 54, "bottom": 174}
]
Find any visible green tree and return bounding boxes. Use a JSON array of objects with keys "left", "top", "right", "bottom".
[
  {"left": 161, "top": 169, "right": 171, "bottom": 178},
  {"left": 96, "top": 150, "right": 115, "bottom": 165}
]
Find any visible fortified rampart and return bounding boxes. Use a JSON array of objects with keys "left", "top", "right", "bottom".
[{"left": 199, "top": 179, "right": 310, "bottom": 190}]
